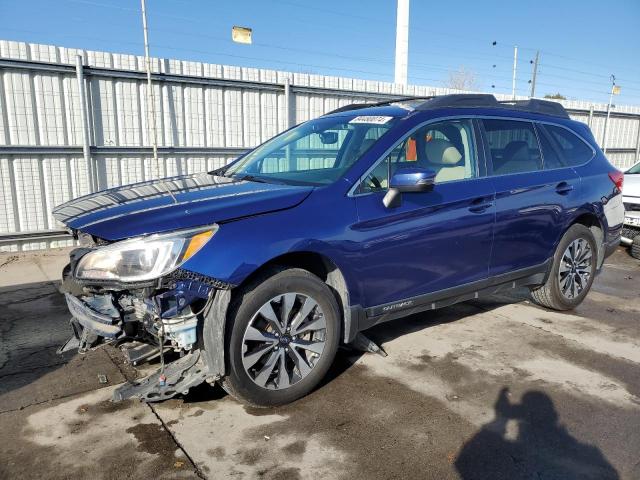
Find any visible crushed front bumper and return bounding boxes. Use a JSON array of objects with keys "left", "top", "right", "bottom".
[
  {"left": 59, "top": 248, "right": 234, "bottom": 402},
  {"left": 65, "top": 293, "right": 121, "bottom": 338}
]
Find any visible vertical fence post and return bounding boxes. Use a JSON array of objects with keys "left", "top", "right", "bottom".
[
  {"left": 75, "top": 55, "right": 95, "bottom": 192},
  {"left": 587, "top": 105, "right": 593, "bottom": 128},
  {"left": 284, "top": 76, "right": 292, "bottom": 130},
  {"left": 284, "top": 77, "right": 294, "bottom": 170},
  {"left": 635, "top": 118, "right": 640, "bottom": 164}
]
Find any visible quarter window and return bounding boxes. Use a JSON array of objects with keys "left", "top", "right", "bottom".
[
  {"left": 536, "top": 125, "right": 565, "bottom": 170},
  {"left": 357, "top": 119, "right": 477, "bottom": 193},
  {"left": 482, "top": 119, "right": 542, "bottom": 175},
  {"left": 542, "top": 124, "right": 594, "bottom": 166}
]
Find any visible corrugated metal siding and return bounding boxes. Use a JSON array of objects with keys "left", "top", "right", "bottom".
[{"left": 1, "top": 39, "right": 639, "bottom": 251}]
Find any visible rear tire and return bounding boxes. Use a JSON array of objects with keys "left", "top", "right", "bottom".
[
  {"left": 530, "top": 224, "right": 597, "bottom": 311},
  {"left": 221, "top": 268, "right": 340, "bottom": 407},
  {"left": 632, "top": 236, "right": 640, "bottom": 260}
]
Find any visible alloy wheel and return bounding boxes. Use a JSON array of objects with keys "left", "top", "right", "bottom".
[
  {"left": 241, "top": 293, "right": 326, "bottom": 390},
  {"left": 558, "top": 238, "right": 592, "bottom": 300}
]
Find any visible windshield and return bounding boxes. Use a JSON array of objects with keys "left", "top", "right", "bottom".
[
  {"left": 223, "top": 115, "right": 398, "bottom": 185},
  {"left": 628, "top": 162, "right": 640, "bottom": 174}
]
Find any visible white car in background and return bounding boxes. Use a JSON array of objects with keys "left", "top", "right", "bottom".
[{"left": 622, "top": 161, "right": 640, "bottom": 258}]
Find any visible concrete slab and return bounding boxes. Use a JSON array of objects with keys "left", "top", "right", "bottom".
[{"left": 0, "top": 386, "right": 197, "bottom": 479}]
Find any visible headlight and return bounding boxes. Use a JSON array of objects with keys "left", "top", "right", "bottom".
[{"left": 75, "top": 225, "right": 218, "bottom": 282}]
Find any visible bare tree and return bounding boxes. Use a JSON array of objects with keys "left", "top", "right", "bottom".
[
  {"left": 544, "top": 92, "right": 567, "bottom": 100},
  {"left": 445, "top": 66, "right": 478, "bottom": 91}
]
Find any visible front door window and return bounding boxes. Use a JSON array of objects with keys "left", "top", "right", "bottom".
[{"left": 357, "top": 119, "right": 478, "bottom": 194}]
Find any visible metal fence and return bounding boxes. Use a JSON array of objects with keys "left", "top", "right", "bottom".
[{"left": 1, "top": 40, "right": 640, "bottom": 251}]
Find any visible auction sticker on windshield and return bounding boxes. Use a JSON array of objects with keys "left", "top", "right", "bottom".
[{"left": 349, "top": 116, "right": 394, "bottom": 125}]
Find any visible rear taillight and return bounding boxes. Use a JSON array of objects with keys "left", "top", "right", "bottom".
[{"left": 608, "top": 170, "right": 624, "bottom": 192}]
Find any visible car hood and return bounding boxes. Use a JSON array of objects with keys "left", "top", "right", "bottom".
[{"left": 53, "top": 173, "right": 313, "bottom": 240}]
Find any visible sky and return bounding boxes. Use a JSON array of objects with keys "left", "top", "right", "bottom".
[{"left": 1, "top": 0, "right": 639, "bottom": 106}]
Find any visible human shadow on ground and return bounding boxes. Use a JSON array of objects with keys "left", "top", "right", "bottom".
[{"left": 455, "top": 387, "right": 619, "bottom": 480}]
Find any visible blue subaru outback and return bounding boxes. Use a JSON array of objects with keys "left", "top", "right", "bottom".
[{"left": 54, "top": 94, "right": 624, "bottom": 406}]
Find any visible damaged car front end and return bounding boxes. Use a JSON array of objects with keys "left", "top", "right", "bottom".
[
  {"left": 58, "top": 225, "right": 232, "bottom": 402},
  {"left": 51, "top": 169, "right": 317, "bottom": 403}
]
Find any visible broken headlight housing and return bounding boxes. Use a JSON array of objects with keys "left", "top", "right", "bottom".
[{"left": 75, "top": 225, "right": 218, "bottom": 283}]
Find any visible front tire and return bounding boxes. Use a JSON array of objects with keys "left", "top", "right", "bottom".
[
  {"left": 221, "top": 268, "right": 340, "bottom": 407},
  {"left": 530, "top": 224, "right": 597, "bottom": 310}
]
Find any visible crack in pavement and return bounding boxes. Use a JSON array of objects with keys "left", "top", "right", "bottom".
[{"left": 102, "top": 347, "right": 207, "bottom": 479}]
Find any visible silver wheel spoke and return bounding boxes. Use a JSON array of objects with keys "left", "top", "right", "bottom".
[
  {"left": 293, "top": 315, "right": 326, "bottom": 336},
  {"left": 254, "top": 349, "right": 280, "bottom": 387},
  {"left": 244, "top": 325, "right": 278, "bottom": 344},
  {"left": 258, "top": 302, "right": 283, "bottom": 334},
  {"left": 290, "top": 297, "right": 317, "bottom": 334},
  {"left": 276, "top": 349, "right": 290, "bottom": 388},
  {"left": 280, "top": 293, "right": 296, "bottom": 330},
  {"left": 291, "top": 339, "right": 324, "bottom": 355},
  {"left": 287, "top": 346, "right": 312, "bottom": 377},
  {"left": 243, "top": 343, "right": 275, "bottom": 370}
]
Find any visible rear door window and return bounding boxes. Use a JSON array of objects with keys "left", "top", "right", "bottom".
[
  {"left": 482, "top": 119, "right": 542, "bottom": 175},
  {"left": 541, "top": 124, "right": 594, "bottom": 167}
]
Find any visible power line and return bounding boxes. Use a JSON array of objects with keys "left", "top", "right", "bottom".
[{"left": 57, "top": 0, "right": 640, "bottom": 88}]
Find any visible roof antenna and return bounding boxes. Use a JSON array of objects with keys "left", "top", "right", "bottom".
[{"left": 140, "top": 0, "right": 177, "bottom": 204}]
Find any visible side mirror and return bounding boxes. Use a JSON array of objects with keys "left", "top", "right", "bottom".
[{"left": 383, "top": 168, "right": 436, "bottom": 208}]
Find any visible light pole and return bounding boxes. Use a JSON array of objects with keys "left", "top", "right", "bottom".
[
  {"left": 140, "top": 0, "right": 158, "bottom": 173},
  {"left": 511, "top": 45, "right": 518, "bottom": 100},
  {"left": 140, "top": 0, "right": 176, "bottom": 202},
  {"left": 394, "top": 0, "right": 410, "bottom": 85},
  {"left": 603, "top": 75, "right": 620, "bottom": 154}
]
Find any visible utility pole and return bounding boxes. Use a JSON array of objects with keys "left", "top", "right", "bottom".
[
  {"left": 394, "top": 0, "right": 410, "bottom": 85},
  {"left": 511, "top": 45, "right": 518, "bottom": 100},
  {"left": 140, "top": 0, "right": 176, "bottom": 202},
  {"left": 529, "top": 51, "right": 539, "bottom": 98},
  {"left": 603, "top": 75, "right": 619, "bottom": 154}
]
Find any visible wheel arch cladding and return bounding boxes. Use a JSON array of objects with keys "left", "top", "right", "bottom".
[
  {"left": 233, "top": 251, "right": 354, "bottom": 344},
  {"left": 571, "top": 211, "right": 605, "bottom": 268}
]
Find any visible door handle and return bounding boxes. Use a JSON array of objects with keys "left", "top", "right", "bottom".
[
  {"left": 469, "top": 197, "right": 494, "bottom": 213},
  {"left": 555, "top": 182, "right": 574, "bottom": 195}
]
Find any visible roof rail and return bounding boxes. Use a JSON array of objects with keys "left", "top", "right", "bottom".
[
  {"left": 414, "top": 94, "right": 499, "bottom": 110},
  {"left": 323, "top": 94, "right": 569, "bottom": 119},
  {"left": 496, "top": 99, "right": 569, "bottom": 118},
  {"left": 323, "top": 96, "right": 433, "bottom": 116}
]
